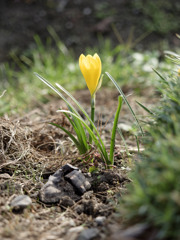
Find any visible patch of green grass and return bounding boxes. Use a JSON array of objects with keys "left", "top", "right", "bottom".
[
  {"left": 94, "top": 2, "right": 116, "bottom": 20},
  {"left": 0, "top": 30, "right": 175, "bottom": 116},
  {"left": 121, "top": 51, "right": 180, "bottom": 239},
  {"left": 0, "top": 34, "right": 81, "bottom": 115},
  {"left": 132, "top": 0, "right": 180, "bottom": 35}
]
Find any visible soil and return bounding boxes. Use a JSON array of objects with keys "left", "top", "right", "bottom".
[{"left": 0, "top": 87, "right": 157, "bottom": 240}]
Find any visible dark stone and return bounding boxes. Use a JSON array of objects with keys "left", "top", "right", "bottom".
[
  {"left": 10, "top": 195, "right": 32, "bottom": 210},
  {"left": 65, "top": 170, "right": 91, "bottom": 194},
  {"left": 61, "top": 163, "right": 79, "bottom": 175},
  {"left": 39, "top": 164, "right": 91, "bottom": 204}
]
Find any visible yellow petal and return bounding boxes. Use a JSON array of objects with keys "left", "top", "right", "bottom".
[{"left": 79, "top": 53, "right": 102, "bottom": 96}]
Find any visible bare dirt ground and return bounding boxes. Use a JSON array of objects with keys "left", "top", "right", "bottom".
[{"left": 0, "top": 87, "right": 157, "bottom": 240}]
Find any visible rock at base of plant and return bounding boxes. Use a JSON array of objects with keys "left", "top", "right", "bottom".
[
  {"left": 39, "top": 164, "right": 91, "bottom": 204},
  {"left": 10, "top": 195, "right": 32, "bottom": 210}
]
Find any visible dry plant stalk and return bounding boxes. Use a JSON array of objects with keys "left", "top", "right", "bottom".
[{"left": 0, "top": 118, "right": 32, "bottom": 169}]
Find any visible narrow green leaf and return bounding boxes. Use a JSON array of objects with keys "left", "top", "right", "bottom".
[
  {"left": 0, "top": 90, "right": 6, "bottom": 98},
  {"left": 56, "top": 83, "right": 90, "bottom": 119},
  {"left": 164, "top": 51, "right": 180, "bottom": 64},
  {"left": 63, "top": 112, "right": 88, "bottom": 151},
  {"left": 109, "top": 96, "right": 123, "bottom": 165},
  {"left": 135, "top": 135, "right": 140, "bottom": 154},
  {"left": 65, "top": 106, "right": 88, "bottom": 149},
  {"left": 136, "top": 101, "right": 155, "bottom": 115},
  {"left": 50, "top": 123, "right": 82, "bottom": 152},
  {"left": 105, "top": 72, "right": 144, "bottom": 135},
  {"left": 34, "top": 73, "right": 80, "bottom": 117},
  {"left": 152, "top": 69, "right": 168, "bottom": 84}
]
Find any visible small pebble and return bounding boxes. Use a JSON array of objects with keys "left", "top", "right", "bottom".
[
  {"left": 95, "top": 216, "right": 106, "bottom": 226},
  {"left": 0, "top": 173, "right": 11, "bottom": 179},
  {"left": 118, "top": 123, "right": 132, "bottom": 132},
  {"left": 10, "top": 195, "right": 32, "bottom": 210}
]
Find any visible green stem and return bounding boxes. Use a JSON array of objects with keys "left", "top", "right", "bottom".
[
  {"left": 109, "top": 96, "right": 123, "bottom": 166},
  {"left": 89, "top": 95, "right": 95, "bottom": 144}
]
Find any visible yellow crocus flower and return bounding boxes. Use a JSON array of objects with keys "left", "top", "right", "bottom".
[
  {"left": 178, "top": 68, "right": 180, "bottom": 76},
  {"left": 79, "top": 53, "right": 102, "bottom": 96}
]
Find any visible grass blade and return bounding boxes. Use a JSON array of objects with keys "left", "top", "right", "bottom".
[
  {"left": 56, "top": 83, "right": 90, "bottom": 119},
  {"left": 135, "top": 135, "right": 140, "bottom": 154},
  {"left": 66, "top": 105, "right": 89, "bottom": 151},
  {"left": 34, "top": 72, "right": 80, "bottom": 117},
  {"left": 152, "top": 69, "right": 168, "bottom": 85},
  {"left": 0, "top": 90, "right": 6, "bottom": 98},
  {"left": 105, "top": 72, "right": 144, "bottom": 135},
  {"left": 63, "top": 112, "right": 89, "bottom": 152},
  {"left": 109, "top": 96, "right": 123, "bottom": 165},
  {"left": 136, "top": 101, "right": 155, "bottom": 115},
  {"left": 50, "top": 123, "right": 83, "bottom": 152}
]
